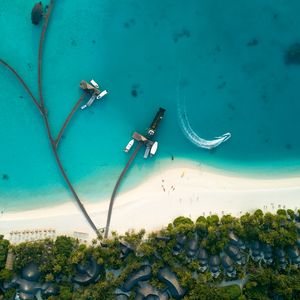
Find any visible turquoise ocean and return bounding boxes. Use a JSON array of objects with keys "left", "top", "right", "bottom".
[{"left": 1, "top": 0, "right": 300, "bottom": 211}]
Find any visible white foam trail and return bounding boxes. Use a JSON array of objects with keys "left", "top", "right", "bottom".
[{"left": 177, "top": 91, "right": 231, "bottom": 150}]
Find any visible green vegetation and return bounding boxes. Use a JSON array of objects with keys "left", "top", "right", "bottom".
[
  {"left": 0, "top": 235, "right": 11, "bottom": 283},
  {"left": 0, "top": 235, "right": 9, "bottom": 270},
  {"left": 0, "top": 209, "right": 300, "bottom": 299}
]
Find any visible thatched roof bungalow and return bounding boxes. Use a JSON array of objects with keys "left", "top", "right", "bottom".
[{"left": 157, "top": 267, "right": 186, "bottom": 299}]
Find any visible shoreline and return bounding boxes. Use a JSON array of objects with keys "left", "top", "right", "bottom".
[
  {"left": 2, "top": 156, "right": 300, "bottom": 213},
  {"left": 1, "top": 160, "right": 300, "bottom": 241}
]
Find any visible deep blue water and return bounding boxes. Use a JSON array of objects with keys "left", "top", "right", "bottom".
[{"left": 1, "top": 0, "right": 300, "bottom": 211}]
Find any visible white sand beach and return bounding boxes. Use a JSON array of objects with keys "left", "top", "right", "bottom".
[{"left": 1, "top": 161, "right": 300, "bottom": 242}]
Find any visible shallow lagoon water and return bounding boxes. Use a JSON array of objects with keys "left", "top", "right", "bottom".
[{"left": 1, "top": 0, "right": 300, "bottom": 211}]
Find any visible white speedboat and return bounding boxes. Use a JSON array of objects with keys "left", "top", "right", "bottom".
[
  {"left": 150, "top": 141, "right": 158, "bottom": 156},
  {"left": 124, "top": 139, "right": 135, "bottom": 153},
  {"left": 90, "top": 79, "right": 99, "bottom": 88},
  {"left": 96, "top": 90, "right": 108, "bottom": 99}
]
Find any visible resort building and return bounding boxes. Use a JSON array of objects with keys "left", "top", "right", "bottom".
[{"left": 9, "top": 229, "right": 56, "bottom": 244}]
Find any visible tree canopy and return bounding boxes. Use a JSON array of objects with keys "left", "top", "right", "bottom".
[{"left": 1, "top": 209, "right": 300, "bottom": 299}]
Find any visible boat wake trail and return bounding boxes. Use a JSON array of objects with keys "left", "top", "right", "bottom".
[{"left": 177, "top": 91, "right": 231, "bottom": 150}]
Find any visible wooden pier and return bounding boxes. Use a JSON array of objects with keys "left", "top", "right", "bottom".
[
  {"left": 147, "top": 107, "right": 165, "bottom": 136},
  {"left": 104, "top": 107, "right": 166, "bottom": 238},
  {"left": 80, "top": 80, "right": 100, "bottom": 95},
  {"left": 132, "top": 132, "right": 148, "bottom": 143}
]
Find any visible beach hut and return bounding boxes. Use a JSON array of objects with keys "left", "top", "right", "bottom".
[
  {"left": 119, "top": 240, "right": 135, "bottom": 259},
  {"left": 21, "top": 263, "right": 41, "bottom": 282},
  {"left": 173, "top": 234, "right": 187, "bottom": 255},
  {"left": 249, "top": 241, "right": 263, "bottom": 262},
  {"left": 17, "top": 287, "right": 38, "bottom": 300},
  {"left": 16, "top": 291, "right": 36, "bottom": 300},
  {"left": 287, "top": 247, "right": 300, "bottom": 267},
  {"left": 135, "top": 282, "right": 169, "bottom": 300},
  {"left": 198, "top": 248, "right": 209, "bottom": 272},
  {"left": 157, "top": 267, "right": 186, "bottom": 299},
  {"left": 209, "top": 255, "right": 221, "bottom": 278},
  {"left": 3, "top": 263, "right": 58, "bottom": 300},
  {"left": 121, "top": 265, "right": 152, "bottom": 292},
  {"left": 262, "top": 244, "right": 273, "bottom": 265},
  {"left": 221, "top": 254, "right": 236, "bottom": 278},
  {"left": 186, "top": 234, "right": 199, "bottom": 259},
  {"left": 275, "top": 248, "right": 287, "bottom": 269},
  {"left": 41, "top": 284, "right": 59, "bottom": 298},
  {"left": 228, "top": 232, "right": 245, "bottom": 250},
  {"left": 225, "top": 245, "right": 244, "bottom": 265},
  {"left": 72, "top": 257, "right": 103, "bottom": 285}
]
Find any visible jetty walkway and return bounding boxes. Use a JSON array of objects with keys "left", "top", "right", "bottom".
[{"left": 104, "top": 141, "right": 143, "bottom": 238}]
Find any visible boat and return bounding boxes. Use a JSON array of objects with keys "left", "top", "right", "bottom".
[
  {"left": 143, "top": 145, "right": 151, "bottom": 159},
  {"left": 96, "top": 90, "right": 108, "bottom": 99},
  {"left": 150, "top": 141, "right": 158, "bottom": 156},
  {"left": 147, "top": 107, "right": 166, "bottom": 136},
  {"left": 81, "top": 93, "right": 96, "bottom": 110},
  {"left": 90, "top": 79, "right": 99, "bottom": 88},
  {"left": 124, "top": 139, "right": 135, "bottom": 153},
  {"left": 86, "top": 94, "right": 96, "bottom": 107},
  {"left": 80, "top": 104, "right": 87, "bottom": 110},
  {"left": 80, "top": 89, "right": 108, "bottom": 110}
]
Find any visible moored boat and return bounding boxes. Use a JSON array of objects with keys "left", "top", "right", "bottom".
[
  {"left": 81, "top": 93, "right": 97, "bottom": 110},
  {"left": 96, "top": 90, "right": 108, "bottom": 99},
  {"left": 143, "top": 145, "right": 151, "bottom": 159},
  {"left": 90, "top": 79, "right": 99, "bottom": 88},
  {"left": 124, "top": 139, "right": 135, "bottom": 153},
  {"left": 150, "top": 141, "right": 158, "bottom": 156}
]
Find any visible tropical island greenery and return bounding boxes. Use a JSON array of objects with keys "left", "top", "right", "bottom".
[{"left": 1, "top": 208, "right": 300, "bottom": 299}]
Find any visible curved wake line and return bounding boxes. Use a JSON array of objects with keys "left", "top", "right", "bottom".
[{"left": 177, "top": 94, "right": 231, "bottom": 150}]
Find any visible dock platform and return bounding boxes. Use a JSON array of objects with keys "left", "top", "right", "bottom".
[{"left": 132, "top": 132, "right": 148, "bottom": 142}]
